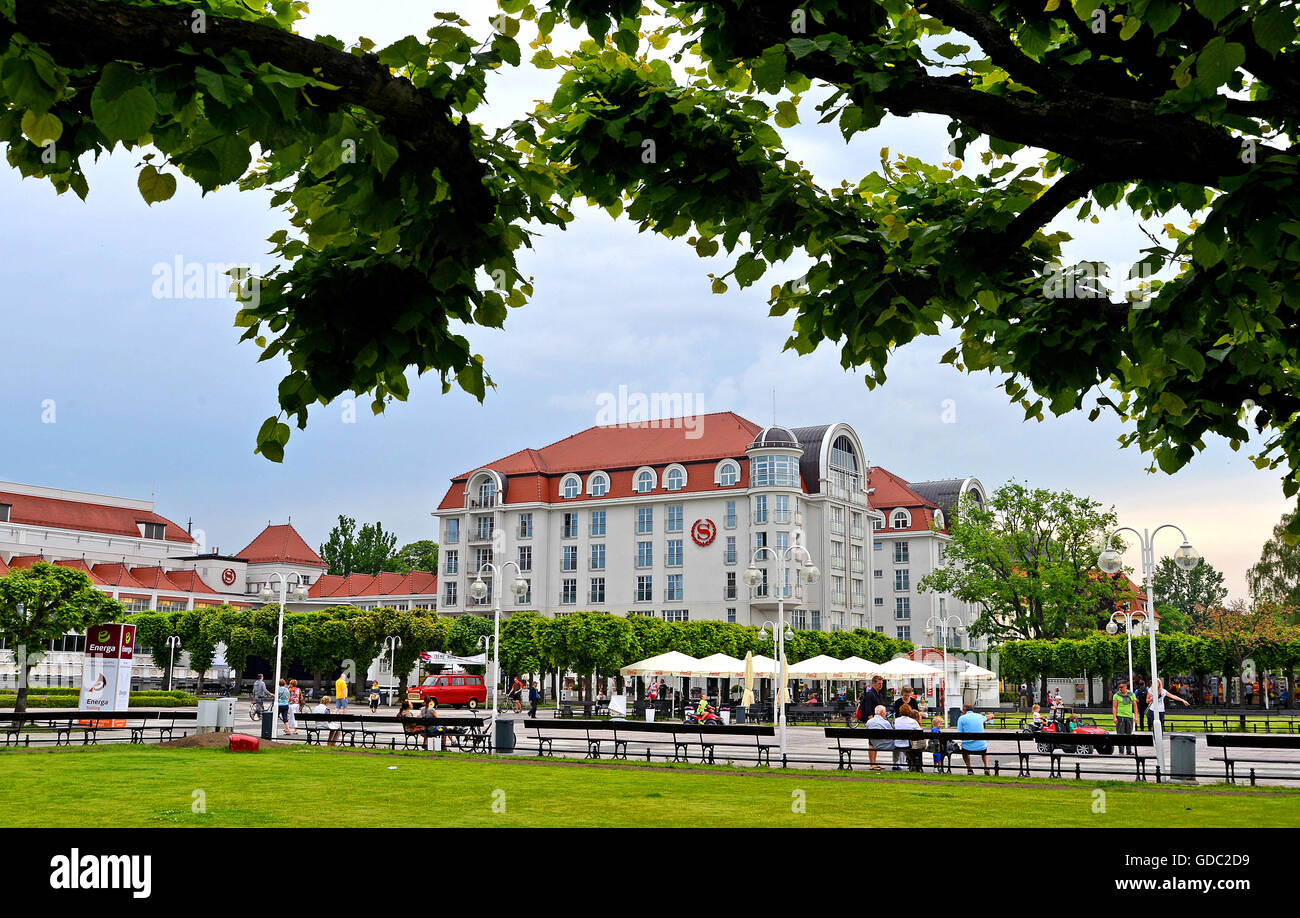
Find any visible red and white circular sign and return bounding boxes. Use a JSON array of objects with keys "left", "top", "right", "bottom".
[
  {"left": 221, "top": 568, "right": 237, "bottom": 585},
  {"left": 691, "top": 519, "right": 717, "bottom": 547}
]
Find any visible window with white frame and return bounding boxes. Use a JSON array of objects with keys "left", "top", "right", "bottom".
[
  {"left": 894, "top": 541, "right": 910, "bottom": 563},
  {"left": 635, "top": 469, "right": 655, "bottom": 492},
  {"left": 667, "top": 504, "right": 683, "bottom": 532},
  {"left": 590, "top": 510, "right": 606, "bottom": 537},
  {"left": 895, "top": 596, "right": 911, "bottom": 618},
  {"left": 589, "top": 472, "right": 609, "bottom": 497},
  {"left": 562, "top": 545, "right": 578, "bottom": 571},
  {"left": 590, "top": 543, "right": 606, "bottom": 570},
  {"left": 896, "top": 625, "right": 911, "bottom": 641},
  {"left": 474, "top": 516, "right": 493, "bottom": 540},
  {"left": 561, "top": 579, "right": 577, "bottom": 603},
  {"left": 895, "top": 569, "right": 910, "bottom": 591},
  {"left": 446, "top": 519, "right": 460, "bottom": 543},
  {"left": 726, "top": 607, "right": 736, "bottom": 623},
  {"left": 476, "top": 477, "right": 497, "bottom": 506},
  {"left": 718, "top": 461, "right": 738, "bottom": 486},
  {"left": 667, "top": 539, "right": 683, "bottom": 567},
  {"left": 636, "top": 576, "right": 653, "bottom": 602},
  {"left": 636, "top": 541, "right": 653, "bottom": 568},
  {"left": 517, "top": 513, "right": 532, "bottom": 538},
  {"left": 589, "top": 577, "right": 605, "bottom": 603},
  {"left": 562, "top": 512, "right": 579, "bottom": 539},
  {"left": 725, "top": 571, "right": 737, "bottom": 600},
  {"left": 665, "top": 466, "right": 685, "bottom": 491},
  {"left": 443, "top": 582, "right": 458, "bottom": 606},
  {"left": 753, "top": 495, "right": 767, "bottom": 524},
  {"left": 517, "top": 545, "right": 532, "bottom": 572},
  {"left": 891, "top": 509, "right": 911, "bottom": 529},
  {"left": 444, "top": 550, "right": 458, "bottom": 575},
  {"left": 724, "top": 536, "right": 737, "bottom": 564},
  {"left": 751, "top": 454, "right": 798, "bottom": 487},
  {"left": 725, "top": 501, "right": 737, "bottom": 529},
  {"left": 662, "top": 609, "right": 689, "bottom": 622},
  {"left": 852, "top": 579, "right": 865, "bottom": 606},
  {"left": 774, "top": 494, "right": 791, "bottom": 524},
  {"left": 636, "top": 507, "right": 653, "bottom": 534},
  {"left": 562, "top": 475, "right": 581, "bottom": 499},
  {"left": 665, "top": 574, "right": 683, "bottom": 601},
  {"left": 141, "top": 522, "right": 165, "bottom": 540},
  {"left": 874, "top": 597, "right": 884, "bottom": 606},
  {"left": 775, "top": 531, "right": 789, "bottom": 552}
]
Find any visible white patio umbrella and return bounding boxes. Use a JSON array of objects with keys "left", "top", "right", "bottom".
[
  {"left": 741, "top": 651, "right": 755, "bottom": 707},
  {"left": 787, "top": 654, "right": 852, "bottom": 679},
  {"left": 621, "top": 651, "right": 701, "bottom": 720},
  {"left": 870, "top": 657, "right": 943, "bottom": 679},
  {"left": 690, "top": 653, "right": 748, "bottom": 676},
  {"left": 839, "top": 656, "right": 880, "bottom": 676},
  {"left": 960, "top": 662, "right": 998, "bottom": 680}
]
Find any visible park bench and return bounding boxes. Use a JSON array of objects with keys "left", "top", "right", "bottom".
[
  {"left": 522, "top": 719, "right": 775, "bottom": 764},
  {"left": 1014, "top": 728, "right": 1154, "bottom": 780},
  {"left": 129, "top": 712, "right": 193, "bottom": 744},
  {"left": 823, "top": 727, "right": 956, "bottom": 771},
  {"left": 673, "top": 723, "right": 777, "bottom": 765},
  {"left": 1205, "top": 733, "right": 1300, "bottom": 784}
]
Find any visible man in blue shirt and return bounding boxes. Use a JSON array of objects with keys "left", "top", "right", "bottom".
[{"left": 956, "top": 703, "right": 995, "bottom": 775}]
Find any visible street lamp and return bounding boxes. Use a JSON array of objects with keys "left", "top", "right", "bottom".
[
  {"left": 469, "top": 561, "right": 529, "bottom": 742},
  {"left": 745, "top": 543, "right": 820, "bottom": 762},
  {"left": 1097, "top": 524, "right": 1199, "bottom": 774},
  {"left": 924, "top": 614, "right": 963, "bottom": 722},
  {"left": 383, "top": 635, "right": 403, "bottom": 703},
  {"left": 1105, "top": 609, "right": 1148, "bottom": 694},
  {"left": 164, "top": 635, "right": 182, "bottom": 692},
  {"left": 258, "top": 572, "right": 308, "bottom": 740}
]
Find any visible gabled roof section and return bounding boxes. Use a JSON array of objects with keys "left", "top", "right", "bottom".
[
  {"left": 162, "top": 569, "right": 219, "bottom": 595},
  {"left": 868, "top": 467, "right": 943, "bottom": 533},
  {"left": 91, "top": 563, "right": 149, "bottom": 590},
  {"left": 237, "top": 524, "right": 326, "bottom": 567},
  {"left": 53, "top": 559, "right": 107, "bottom": 585}
]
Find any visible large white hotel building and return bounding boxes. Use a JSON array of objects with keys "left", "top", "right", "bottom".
[{"left": 435, "top": 413, "right": 988, "bottom": 649}]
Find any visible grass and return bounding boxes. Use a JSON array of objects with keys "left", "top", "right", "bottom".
[{"left": 2, "top": 745, "right": 1298, "bottom": 827}]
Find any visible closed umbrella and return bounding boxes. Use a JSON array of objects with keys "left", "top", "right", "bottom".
[{"left": 742, "top": 652, "right": 755, "bottom": 707}]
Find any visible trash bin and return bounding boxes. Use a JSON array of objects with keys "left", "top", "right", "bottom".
[
  {"left": 260, "top": 711, "right": 273, "bottom": 740},
  {"left": 645, "top": 707, "right": 656, "bottom": 723},
  {"left": 1168, "top": 733, "right": 1197, "bottom": 781},
  {"left": 733, "top": 706, "right": 746, "bottom": 724},
  {"left": 720, "top": 709, "right": 731, "bottom": 725},
  {"left": 494, "top": 718, "right": 516, "bottom": 753}
]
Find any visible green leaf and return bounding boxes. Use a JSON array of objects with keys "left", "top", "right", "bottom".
[
  {"left": 1193, "top": 0, "right": 1235, "bottom": 25},
  {"left": 137, "top": 165, "right": 177, "bottom": 205},
  {"left": 1119, "top": 15, "right": 1142, "bottom": 40},
  {"left": 934, "top": 43, "right": 970, "bottom": 59},
  {"left": 91, "top": 64, "right": 157, "bottom": 144},
  {"left": 2, "top": 57, "right": 56, "bottom": 112},
  {"left": 1252, "top": 5, "right": 1296, "bottom": 55},
  {"left": 1194, "top": 38, "right": 1245, "bottom": 89},
  {"left": 774, "top": 100, "right": 799, "bottom": 128},
  {"left": 20, "top": 110, "right": 62, "bottom": 145}
]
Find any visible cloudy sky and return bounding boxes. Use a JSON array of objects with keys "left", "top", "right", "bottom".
[{"left": 0, "top": 1, "right": 1285, "bottom": 599}]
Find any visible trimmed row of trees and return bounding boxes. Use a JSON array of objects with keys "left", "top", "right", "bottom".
[{"left": 125, "top": 606, "right": 915, "bottom": 702}]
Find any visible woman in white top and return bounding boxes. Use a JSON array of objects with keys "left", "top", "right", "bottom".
[
  {"left": 894, "top": 704, "right": 924, "bottom": 772},
  {"left": 1148, "top": 677, "right": 1189, "bottom": 732}
]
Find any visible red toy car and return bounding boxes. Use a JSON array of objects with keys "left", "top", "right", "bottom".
[
  {"left": 1024, "top": 712, "right": 1114, "bottom": 755},
  {"left": 406, "top": 673, "right": 487, "bottom": 709}
]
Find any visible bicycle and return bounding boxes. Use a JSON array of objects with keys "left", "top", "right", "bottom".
[{"left": 250, "top": 696, "right": 270, "bottom": 720}]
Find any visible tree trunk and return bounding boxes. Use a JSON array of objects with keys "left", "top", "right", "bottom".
[
  {"left": 14, "top": 666, "right": 31, "bottom": 714},
  {"left": 196, "top": 670, "right": 205, "bottom": 696}
]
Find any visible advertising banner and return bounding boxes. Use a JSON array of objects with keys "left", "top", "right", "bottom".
[{"left": 78, "top": 624, "right": 135, "bottom": 727}]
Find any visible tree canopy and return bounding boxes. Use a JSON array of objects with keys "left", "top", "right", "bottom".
[
  {"left": 318, "top": 515, "right": 399, "bottom": 576},
  {"left": 1248, "top": 509, "right": 1300, "bottom": 605},
  {"left": 1151, "top": 553, "right": 1228, "bottom": 630},
  {"left": 918, "top": 482, "right": 1122, "bottom": 640},
  {"left": 3, "top": 0, "right": 1299, "bottom": 525}
]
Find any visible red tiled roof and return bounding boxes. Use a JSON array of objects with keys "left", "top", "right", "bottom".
[
  {"left": 162, "top": 569, "right": 219, "bottom": 595},
  {"left": 7, "top": 555, "right": 48, "bottom": 569},
  {"left": 0, "top": 489, "right": 195, "bottom": 545},
  {"left": 309, "top": 571, "right": 438, "bottom": 599},
  {"left": 53, "top": 559, "right": 108, "bottom": 585},
  {"left": 0, "top": 555, "right": 7, "bottom": 576},
  {"left": 91, "top": 563, "right": 149, "bottom": 591},
  {"left": 439, "top": 412, "right": 764, "bottom": 510},
  {"left": 236, "top": 524, "right": 326, "bottom": 567},
  {"left": 129, "top": 567, "right": 171, "bottom": 590},
  {"left": 868, "top": 467, "right": 943, "bottom": 533}
]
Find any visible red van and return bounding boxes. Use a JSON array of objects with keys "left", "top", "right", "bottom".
[{"left": 407, "top": 673, "right": 487, "bottom": 709}]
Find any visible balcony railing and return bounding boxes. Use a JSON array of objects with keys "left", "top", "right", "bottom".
[
  {"left": 851, "top": 560, "right": 864, "bottom": 574},
  {"left": 831, "top": 556, "right": 846, "bottom": 570},
  {"left": 724, "top": 550, "right": 737, "bottom": 564},
  {"left": 832, "top": 591, "right": 847, "bottom": 606},
  {"left": 830, "top": 521, "right": 845, "bottom": 535},
  {"left": 467, "top": 496, "right": 500, "bottom": 508},
  {"left": 469, "top": 529, "right": 495, "bottom": 544}
]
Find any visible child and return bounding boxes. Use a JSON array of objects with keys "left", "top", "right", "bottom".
[
  {"left": 929, "top": 716, "right": 945, "bottom": 770},
  {"left": 1031, "top": 703, "right": 1043, "bottom": 725},
  {"left": 368, "top": 681, "right": 380, "bottom": 714}
]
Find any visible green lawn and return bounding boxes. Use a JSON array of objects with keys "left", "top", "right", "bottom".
[{"left": 2, "top": 745, "right": 1297, "bottom": 827}]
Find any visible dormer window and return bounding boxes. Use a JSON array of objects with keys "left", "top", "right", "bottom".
[
  {"left": 635, "top": 468, "right": 656, "bottom": 493},
  {"left": 716, "top": 461, "right": 739, "bottom": 487},
  {"left": 0, "top": 504, "right": 9, "bottom": 523},
  {"left": 561, "top": 475, "right": 581, "bottom": 499},
  {"left": 589, "top": 472, "right": 609, "bottom": 497},
  {"left": 891, "top": 510, "right": 911, "bottom": 530},
  {"left": 664, "top": 465, "right": 686, "bottom": 491},
  {"left": 140, "top": 522, "right": 166, "bottom": 540}
]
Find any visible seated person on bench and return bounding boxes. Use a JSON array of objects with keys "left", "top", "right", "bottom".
[{"left": 398, "top": 700, "right": 428, "bottom": 749}]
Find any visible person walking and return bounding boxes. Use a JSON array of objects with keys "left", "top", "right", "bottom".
[
  {"left": 1112, "top": 680, "right": 1135, "bottom": 754},
  {"left": 335, "top": 672, "right": 349, "bottom": 711},
  {"left": 894, "top": 704, "right": 924, "bottom": 772},
  {"left": 510, "top": 676, "right": 524, "bottom": 713},
  {"left": 866, "top": 705, "right": 893, "bottom": 771},
  {"left": 1134, "top": 679, "right": 1150, "bottom": 730},
  {"left": 368, "top": 681, "right": 381, "bottom": 714},
  {"left": 287, "top": 679, "right": 302, "bottom": 735},
  {"left": 276, "top": 678, "right": 292, "bottom": 735},
  {"left": 957, "top": 703, "right": 995, "bottom": 775},
  {"left": 1149, "top": 676, "right": 1189, "bottom": 733},
  {"left": 892, "top": 685, "right": 921, "bottom": 718},
  {"left": 528, "top": 681, "right": 540, "bottom": 718},
  {"left": 858, "top": 676, "right": 888, "bottom": 723}
]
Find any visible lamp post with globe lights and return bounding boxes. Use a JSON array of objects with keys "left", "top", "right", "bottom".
[
  {"left": 258, "top": 572, "right": 309, "bottom": 740},
  {"left": 1097, "top": 525, "right": 1199, "bottom": 774},
  {"left": 1105, "top": 609, "right": 1149, "bottom": 696},
  {"left": 924, "top": 614, "right": 963, "bottom": 722},
  {"left": 468, "top": 561, "right": 529, "bottom": 740},
  {"left": 745, "top": 543, "right": 820, "bottom": 762}
]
